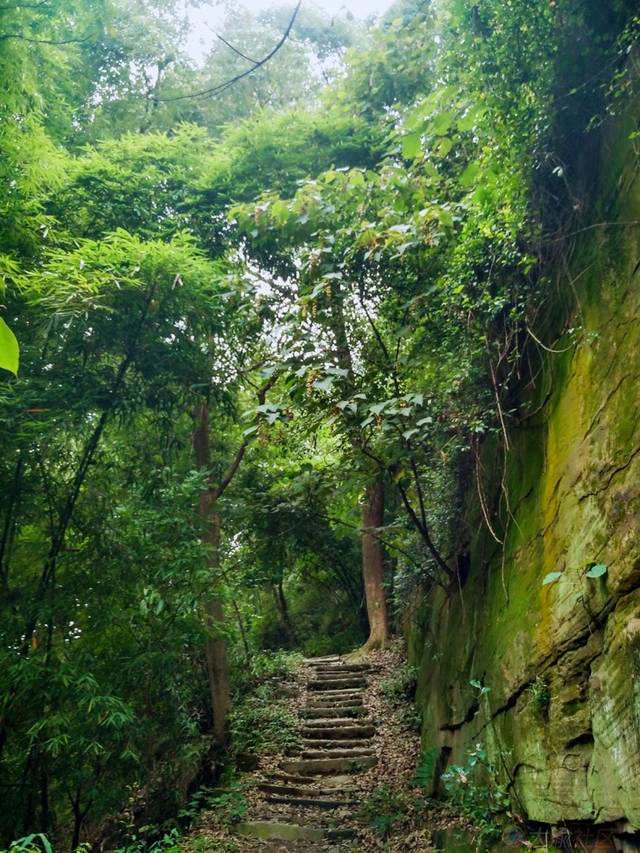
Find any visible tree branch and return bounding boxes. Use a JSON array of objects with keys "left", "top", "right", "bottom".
[
  {"left": 214, "top": 372, "right": 279, "bottom": 500},
  {"left": 158, "top": 0, "right": 302, "bottom": 102}
]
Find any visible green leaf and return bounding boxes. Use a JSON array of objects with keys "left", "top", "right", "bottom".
[
  {"left": 424, "top": 160, "right": 440, "bottom": 181},
  {"left": 585, "top": 563, "right": 607, "bottom": 579},
  {"left": 313, "top": 376, "right": 334, "bottom": 393},
  {"left": 431, "top": 110, "right": 455, "bottom": 136},
  {"left": 542, "top": 571, "right": 563, "bottom": 586},
  {"left": 460, "top": 162, "right": 482, "bottom": 187},
  {"left": 401, "top": 134, "right": 421, "bottom": 159},
  {"left": 457, "top": 104, "right": 486, "bottom": 132},
  {"left": 0, "top": 317, "right": 19, "bottom": 375},
  {"left": 435, "top": 137, "right": 453, "bottom": 158}
]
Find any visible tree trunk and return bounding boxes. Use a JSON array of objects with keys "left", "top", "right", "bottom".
[
  {"left": 193, "top": 402, "right": 230, "bottom": 743},
  {"left": 361, "top": 477, "right": 389, "bottom": 650},
  {"left": 272, "top": 580, "right": 296, "bottom": 645},
  {"left": 328, "top": 291, "right": 391, "bottom": 648}
]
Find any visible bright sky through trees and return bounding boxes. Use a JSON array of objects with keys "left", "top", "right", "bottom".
[{"left": 186, "top": 0, "right": 394, "bottom": 61}]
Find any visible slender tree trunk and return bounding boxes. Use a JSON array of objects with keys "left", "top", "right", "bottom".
[
  {"left": 230, "top": 596, "right": 252, "bottom": 667},
  {"left": 272, "top": 580, "right": 296, "bottom": 645},
  {"left": 361, "top": 477, "right": 389, "bottom": 650},
  {"left": 193, "top": 402, "right": 230, "bottom": 743},
  {"left": 329, "top": 292, "right": 391, "bottom": 647}
]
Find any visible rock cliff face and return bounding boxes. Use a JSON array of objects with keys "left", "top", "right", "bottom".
[{"left": 408, "top": 110, "right": 640, "bottom": 831}]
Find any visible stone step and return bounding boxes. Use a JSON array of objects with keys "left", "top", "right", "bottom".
[
  {"left": 302, "top": 737, "right": 373, "bottom": 750},
  {"left": 303, "top": 716, "right": 374, "bottom": 728},
  {"left": 308, "top": 677, "right": 366, "bottom": 690},
  {"left": 305, "top": 696, "right": 364, "bottom": 708},
  {"left": 258, "top": 782, "right": 357, "bottom": 798},
  {"left": 263, "top": 794, "right": 356, "bottom": 810},
  {"left": 302, "top": 724, "right": 376, "bottom": 740},
  {"left": 312, "top": 663, "right": 371, "bottom": 673},
  {"left": 306, "top": 688, "right": 364, "bottom": 699},
  {"left": 301, "top": 747, "right": 376, "bottom": 760},
  {"left": 236, "top": 821, "right": 354, "bottom": 842},
  {"left": 311, "top": 670, "right": 367, "bottom": 680},
  {"left": 281, "top": 755, "right": 377, "bottom": 775},
  {"left": 301, "top": 706, "right": 366, "bottom": 719},
  {"left": 303, "top": 656, "right": 341, "bottom": 664},
  {"left": 262, "top": 770, "right": 313, "bottom": 785}
]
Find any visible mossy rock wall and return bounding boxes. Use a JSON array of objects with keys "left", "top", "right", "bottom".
[{"left": 407, "top": 112, "right": 640, "bottom": 830}]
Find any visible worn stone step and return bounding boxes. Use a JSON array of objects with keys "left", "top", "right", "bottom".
[
  {"left": 302, "top": 737, "right": 373, "bottom": 750},
  {"left": 309, "top": 677, "right": 366, "bottom": 690},
  {"left": 301, "top": 747, "right": 376, "bottom": 760},
  {"left": 302, "top": 723, "right": 376, "bottom": 740},
  {"left": 303, "top": 716, "right": 373, "bottom": 728},
  {"left": 281, "top": 755, "right": 377, "bottom": 774},
  {"left": 263, "top": 794, "right": 356, "bottom": 810},
  {"left": 312, "top": 663, "right": 371, "bottom": 673},
  {"left": 306, "top": 694, "right": 364, "bottom": 705},
  {"left": 262, "top": 770, "right": 312, "bottom": 785},
  {"left": 301, "top": 706, "right": 366, "bottom": 719},
  {"left": 305, "top": 701, "right": 364, "bottom": 712},
  {"left": 236, "top": 821, "right": 354, "bottom": 842},
  {"left": 312, "top": 670, "right": 367, "bottom": 680},
  {"left": 303, "top": 656, "right": 341, "bottom": 664},
  {"left": 258, "top": 782, "right": 357, "bottom": 798},
  {"left": 306, "top": 688, "right": 364, "bottom": 700}
]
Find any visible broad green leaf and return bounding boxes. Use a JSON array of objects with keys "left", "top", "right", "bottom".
[
  {"left": 457, "top": 105, "right": 486, "bottom": 131},
  {"left": 435, "top": 137, "right": 453, "bottom": 158},
  {"left": 424, "top": 160, "right": 441, "bottom": 181},
  {"left": 460, "top": 162, "right": 482, "bottom": 187},
  {"left": 585, "top": 563, "right": 607, "bottom": 579},
  {"left": 431, "top": 110, "right": 455, "bottom": 136},
  {"left": 542, "top": 571, "right": 562, "bottom": 586},
  {"left": 402, "top": 134, "right": 421, "bottom": 159},
  {"left": 0, "top": 317, "right": 19, "bottom": 375},
  {"left": 313, "top": 376, "right": 334, "bottom": 392}
]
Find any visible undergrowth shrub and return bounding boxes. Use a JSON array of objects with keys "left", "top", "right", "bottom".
[
  {"left": 357, "top": 785, "right": 411, "bottom": 839},
  {"left": 229, "top": 683, "right": 302, "bottom": 756},
  {"left": 441, "top": 743, "right": 510, "bottom": 845},
  {"left": 0, "top": 836, "right": 53, "bottom": 853},
  {"left": 182, "top": 769, "right": 248, "bottom": 829},
  {"left": 381, "top": 663, "right": 418, "bottom": 704}
]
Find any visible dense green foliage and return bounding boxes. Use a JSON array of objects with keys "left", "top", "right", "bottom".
[{"left": 1, "top": 0, "right": 637, "bottom": 847}]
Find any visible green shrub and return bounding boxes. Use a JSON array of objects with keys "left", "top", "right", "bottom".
[
  {"left": 381, "top": 663, "right": 418, "bottom": 705},
  {"left": 357, "top": 785, "right": 410, "bottom": 839},
  {"left": 441, "top": 743, "right": 510, "bottom": 844},
  {"left": 229, "top": 684, "right": 302, "bottom": 756},
  {"left": 0, "top": 835, "right": 53, "bottom": 853}
]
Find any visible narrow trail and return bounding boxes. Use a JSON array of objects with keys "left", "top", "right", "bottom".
[
  {"left": 187, "top": 647, "right": 438, "bottom": 851},
  {"left": 235, "top": 654, "right": 378, "bottom": 850}
]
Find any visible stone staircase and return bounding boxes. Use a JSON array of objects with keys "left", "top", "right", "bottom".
[{"left": 236, "top": 655, "right": 377, "bottom": 847}]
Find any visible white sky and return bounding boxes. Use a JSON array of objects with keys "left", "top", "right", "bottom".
[{"left": 186, "top": 0, "right": 396, "bottom": 62}]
